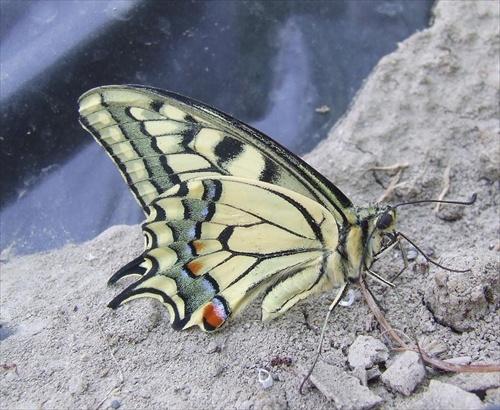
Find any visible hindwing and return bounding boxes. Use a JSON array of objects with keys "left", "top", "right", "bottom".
[{"left": 107, "top": 176, "right": 341, "bottom": 331}]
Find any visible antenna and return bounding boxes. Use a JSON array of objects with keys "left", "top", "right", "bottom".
[{"left": 394, "top": 193, "right": 477, "bottom": 209}]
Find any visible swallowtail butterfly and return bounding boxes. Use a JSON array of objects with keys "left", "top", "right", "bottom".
[{"left": 78, "top": 85, "right": 401, "bottom": 332}]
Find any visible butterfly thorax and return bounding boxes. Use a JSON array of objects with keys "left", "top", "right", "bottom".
[{"left": 335, "top": 203, "right": 397, "bottom": 284}]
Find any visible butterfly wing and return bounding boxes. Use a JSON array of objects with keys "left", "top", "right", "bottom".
[
  {"left": 107, "top": 176, "right": 341, "bottom": 331},
  {"left": 78, "top": 85, "right": 353, "bottom": 224},
  {"left": 78, "top": 85, "right": 356, "bottom": 331}
]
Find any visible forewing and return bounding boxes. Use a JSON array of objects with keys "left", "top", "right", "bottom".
[
  {"left": 107, "top": 177, "right": 340, "bottom": 331},
  {"left": 78, "top": 85, "right": 352, "bottom": 222}
]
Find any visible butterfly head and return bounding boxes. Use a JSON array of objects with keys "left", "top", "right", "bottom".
[
  {"left": 367, "top": 204, "right": 398, "bottom": 255},
  {"left": 344, "top": 203, "right": 398, "bottom": 284}
]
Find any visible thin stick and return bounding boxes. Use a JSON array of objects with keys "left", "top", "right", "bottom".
[
  {"left": 434, "top": 160, "right": 451, "bottom": 212},
  {"left": 357, "top": 162, "right": 409, "bottom": 188},
  {"left": 365, "top": 163, "right": 410, "bottom": 173},
  {"left": 377, "top": 169, "right": 403, "bottom": 203},
  {"left": 299, "top": 283, "right": 348, "bottom": 394}
]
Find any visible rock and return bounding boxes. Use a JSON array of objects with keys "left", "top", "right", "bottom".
[
  {"left": 424, "top": 253, "right": 499, "bottom": 332},
  {"left": 408, "top": 380, "right": 483, "bottom": 410},
  {"left": 381, "top": 351, "right": 426, "bottom": 396},
  {"left": 484, "top": 387, "right": 500, "bottom": 408},
  {"left": 441, "top": 372, "right": 500, "bottom": 393},
  {"left": 308, "top": 361, "right": 383, "bottom": 410},
  {"left": 109, "top": 398, "right": 121, "bottom": 409},
  {"left": 348, "top": 335, "right": 389, "bottom": 369}
]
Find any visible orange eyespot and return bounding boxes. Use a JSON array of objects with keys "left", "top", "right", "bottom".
[
  {"left": 187, "top": 260, "right": 203, "bottom": 276},
  {"left": 202, "top": 300, "right": 227, "bottom": 330},
  {"left": 192, "top": 240, "right": 205, "bottom": 253}
]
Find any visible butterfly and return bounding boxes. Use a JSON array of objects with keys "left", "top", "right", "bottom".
[{"left": 78, "top": 85, "right": 398, "bottom": 332}]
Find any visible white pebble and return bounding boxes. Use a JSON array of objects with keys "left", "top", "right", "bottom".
[
  {"left": 257, "top": 368, "right": 273, "bottom": 389},
  {"left": 339, "top": 289, "right": 356, "bottom": 307}
]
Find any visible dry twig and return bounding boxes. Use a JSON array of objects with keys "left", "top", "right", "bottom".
[{"left": 434, "top": 160, "right": 451, "bottom": 212}]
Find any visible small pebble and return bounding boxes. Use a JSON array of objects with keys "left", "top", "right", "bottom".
[
  {"left": 443, "top": 356, "right": 472, "bottom": 365},
  {"left": 110, "top": 398, "right": 121, "bottom": 409},
  {"left": 205, "top": 341, "right": 219, "bottom": 354},
  {"left": 339, "top": 289, "right": 356, "bottom": 307},
  {"left": 258, "top": 368, "right": 273, "bottom": 389},
  {"left": 382, "top": 351, "right": 425, "bottom": 396},
  {"left": 348, "top": 335, "right": 389, "bottom": 369},
  {"left": 407, "top": 250, "right": 418, "bottom": 261}
]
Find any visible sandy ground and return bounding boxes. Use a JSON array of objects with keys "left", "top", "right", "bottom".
[{"left": 1, "top": 1, "right": 499, "bottom": 409}]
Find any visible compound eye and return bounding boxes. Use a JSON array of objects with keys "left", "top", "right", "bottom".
[{"left": 376, "top": 212, "right": 393, "bottom": 230}]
